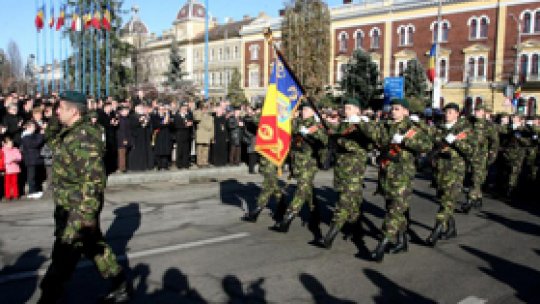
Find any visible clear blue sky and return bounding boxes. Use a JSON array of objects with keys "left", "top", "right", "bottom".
[{"left": 0, "top": 0, "right": 344, "bottom": 66}]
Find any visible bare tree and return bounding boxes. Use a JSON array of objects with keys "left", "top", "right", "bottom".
[{"left": 7, "top": 40, "right": 23, "bottom": 80}]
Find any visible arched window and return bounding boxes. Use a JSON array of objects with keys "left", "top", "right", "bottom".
[
  {"left": 479, "top": 17, "right": 488, "bottom": 38},
  {"left": 470, "top": 19, "right": 477, "bottom": 39},
  {"left": 478, "top": 57, "right": 485, "bottom": 78},
  {"left": 523, "top": 12, "right": 532, "bottom": 34},
  {"left": 468, "top": 57, "right": 476, "bottom": 78},
  {"left": 440, "top": 58, "right": 447, "bottom": 79},
  {"left": 249, "top": 45, "right": 259, "bottom": 60},
  {"left": 371, "top": 28, "right": 380, "bottom": 49},
  {"left": 520, "top": 54, "right": 529, "bottom": 82},
  {"left": 218, "top": 48, "right": 223, "bottom": 61},
  {"left": 442, "top": 22, "right": 449, "bottom": 41},
  {"left": 400, "top": 27, "right": 407, "bottom": 46},
  {"left": 536, "top": 11, "right": 540, "bottom": 32},
  {"left": 532, "top": 54, "right": 539, "bottom": 77},
  {"left": 407, "top": 26, "right": 414, "bottom": 45},
  {"left": 433, "top": 23, "right": 439, "bottom": 42},
  {"left": 339, "top": 32, "right": 348, "bottom": 53},
  {"left": 355, "top": 30, "right": 364, "bottom": 50}
]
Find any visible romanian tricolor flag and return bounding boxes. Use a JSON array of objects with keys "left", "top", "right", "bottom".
[
  {"left": 35, "top": 5, "right": 44, "bottom": 31},
  {"left": 83, "top": 9, "right": 92, "bottom": 30},
  {"left": 48, "top": 4, "right": 55, "bottom": 28},
  {"left": 255, "top": 51, "right": 304, "bottom": 167},
  {"left": 92, "top": 9, "right": 101, "bottom": 30},
  {"left": 427, "top": 44, "right": 436, "bottom": 82},
  {"left": 71, "top": 7, "right": 81, "bottom": 31},
  {"left": 56, "top": 5, "right": 65, "bottom": 30},
  {"left": 102, "top": 5, "right": 112, "bottom": 31}
]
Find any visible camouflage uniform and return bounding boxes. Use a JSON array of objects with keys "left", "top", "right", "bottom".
[
  {"left": 40, "top": 115, "right": 122, "bottom": 299},
  {"left": 499, "top": 124, "right": 530, "bottom": 195},
  {"left": 361, "top": 118, "right": 432, "bottom": 241},
  {"left": 522, "top": 123, "right": 540, "bottom": 187},
  {"left": 467, "top": 117, "right": 499, "bottom": 203},
  {"left": 256, "top": 157, "right": 282, "bottom": 209},
  {"left": 287, "top": 117, "right": 328, "bottom": 215},
  {"left": 433, "top": 118, "right": 476, "bottom": 226},
  {"left": 331, "top": 122, "right": 371, "bottom": 229}
]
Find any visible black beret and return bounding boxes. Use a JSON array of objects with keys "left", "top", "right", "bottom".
[
  {"left": 443, "top": 102, "right": 460, "bottom": 112},
  {"left": 344, "top": 97, "right": 360, "bottom": 108},
  {"left": 59, "top": 91, "right": 87, "bottom": 105}
]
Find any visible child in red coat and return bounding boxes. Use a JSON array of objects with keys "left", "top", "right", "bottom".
[{"left": 2, "top": 136, "right": 21, "bottom": 200}]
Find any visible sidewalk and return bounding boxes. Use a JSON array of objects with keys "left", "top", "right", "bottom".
[{"left": 106, "top": 164, "right": 251, "bottom": 186}]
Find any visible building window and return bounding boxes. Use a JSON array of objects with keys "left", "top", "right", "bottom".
[
  {"left": 440, "top": 58, "right": 447, "bottom": 80},
  {"left": 218, "top": 72, "right": 223, "bottom": 86},
  {"left": 467, "top": 57, "right": 476, "bottom": 79},
  {"left": 480, "top": 17, "right": 488, "bottom": 38},
  {"left": 523, "top": 11, "right": 532, "bottom": 34},
  {"left": 218, "top": 48, "right": 223, "bottom": 61},
  {"left": 225, "top": 47, "right": 230, "bottom": 60},
  {"left": 536, "top": 11, "right": 540, "bottom": 32},
  {"left": 234, "top": 46, "right": 239, "bottom": 59},
  {"left": 398, "top": 24, "right": 415, "bottom": 46},
  {"left": 532, "top": 54, "right": 539, "bottom": 77},
  {"left": 339, "top": 32, "right": 348, "bottom": 53},
  {"left": 468, "top": 16, "right": 489, "bottom": 39},
  {"left": 469, "top": 19, "right": 477, "bottom": 39},
  {"left": 354, "top": 30, "right": 364, "bottom": 50},
  {"left": 249, "top": 45, "right": 260, "bottom": 61},
  {"left": 211, "top": 49, "right": 215, "bottom": 61},
  {"left": 249, "top": 69, "right": 260, "bottom": 88},
  {"left": 432, "top": 20, "right": 450, "bottom": 42},
  {"left": 478, "top": 57, "right": 485, "bottom": 78},
  {"left": 370, "top": 27, "right": 380, "bottom": 49},
  {"left": 396, "top": 59, "right": 409, "bottom": 76},
  {"left": 465, "top": 56, "right": 487, "bottom": 82},
  {"left": 337, "top": 62, "right": 347, "bottom": 82},
  {"left": 519, "top": 53, "right": 540, "bottom": 81}
]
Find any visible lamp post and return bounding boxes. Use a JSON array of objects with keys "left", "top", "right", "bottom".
[{"left": 204, "top": 0, "right": 209, "bottom": 100}]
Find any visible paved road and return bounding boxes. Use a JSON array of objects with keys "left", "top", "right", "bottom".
[{"left": 0, "top": 168, "right": 539, "bottom": 303}]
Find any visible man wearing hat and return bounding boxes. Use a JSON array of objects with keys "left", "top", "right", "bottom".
[
  {"left": 426, "top": 102, "right": 475, "bottom": 246},
  {"left": 39, "top": 91, "right": 131, "bottom": 303},
  {"left": 359, "top": 98, "right": 432, "bottom": 261},
  {"left": 319, "top": 97, "right": 372, "bottom": 249},
  {"left": 462, "top": 104, "right": 499, "bottom": 212},
  {"left": 272, "top": 101, "right": 328, "bottom": 233}
]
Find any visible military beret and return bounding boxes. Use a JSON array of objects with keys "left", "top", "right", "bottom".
[
  {"left": 343, "top": 97, "right": 360, "bottom": 108},
  {"left": 443, "top": 102, "right": 460, "bottom": 112},
  {"left": 60, "top": 91, "right": 87, "bottom": 105},
  {"left": 390, "top": 98, "right": 410, "bottom": 110}
]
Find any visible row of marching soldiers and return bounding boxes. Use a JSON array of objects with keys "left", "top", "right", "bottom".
[{"left": 241, "top": 97, "right": 540, "bottom": 262}]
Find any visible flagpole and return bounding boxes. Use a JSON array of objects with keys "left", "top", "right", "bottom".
[
  {"left": 82, "top": 3, "right": 86, "bottom": 95},
  {"left": 50, "top": 0, "right": 55, "bottom": 93},
  {"left": 44, "top": 1, "right": 48, "bottom": 95},
  {"left": 65, "top": 25, "right": 69, "bottom": 90},
  {"left": 36, "top": 0, "right": 41, "bottom": 94},
  {"left": 433, "top": 0, "right": 442, "bottom": 109},
  {"left": 97, "top": 28, "right": 101, "bottom": 100},
  {"left": 106, "top": 0, "right": 110, "bottom": 97},
  {"left": 59, "top": 10, "right": 63, "bottom": 93}
]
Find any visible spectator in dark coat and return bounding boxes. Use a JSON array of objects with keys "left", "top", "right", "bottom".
[
  {"left": 227, "top": 107, "right": 244, "bottom": 166},
  {"left": 2, "top": 103, "right": 22, "bottom": 146},
  {"left": 97, "top": 102, "right": 118, "bottom": 175},
  {"left": 116, "top": 106, "right": 131, "bottom": 173},
  {"left": 174, "top": 103, "right": 193, "bottom": 169},
  {"left": 151, "top": 105, "right": 173, "bottom": 170},
  {"left": 212, "top": 106, "right": 229, "bottom": 167},
  {"left": 21, "top": 121, "right": 44, "bottom": 198},
  {"left": 128, "top": 104, "right": 153, "bottom": 171}
]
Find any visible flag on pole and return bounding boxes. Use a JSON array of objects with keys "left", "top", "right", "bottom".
[
  {"left": 427, "top": 44, "right": 436, "bottom": 82},
  {"left": 49, "top": 4, "right": 55, "bottom": 28},
  {"left": 102, "top": 5, "right": 112, "bottom": 31},
  {"left": 71, "top": 7, "right": 81, "bottom": 31},
  {"left": 56, "top": 4, "right": 65, "bottom": 30},
  {"left": 92, "top": 8, "right": 101, "bottom": 30},
  {"left": 255, "top": 51, "right": 303, "bottom": 167},
  {"left": 35, "top": 5, "right": 45, "bottom": 31},
  {"left": 84, "top": 8, "right": 92, "bottom": 30}
]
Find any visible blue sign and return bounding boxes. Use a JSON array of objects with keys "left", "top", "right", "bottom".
[{"left": 384, "top": 77, "right": 404, "bottom": 105}]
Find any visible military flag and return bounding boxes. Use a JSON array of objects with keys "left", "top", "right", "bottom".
[
  {"left": 92, "top": 8, "right": 101, "bottom": 30},
  {"left": 255, "top": 51, "right": 304, "bottom": 167},
  {"left": 84, "top": 8, "right": 92, "bottom": 29},
  {"left": 56, "top": 4, "right": 65, "bottom": 30},
  {"left": 71, "top": 7, "right": 81, "bottom": 31},
  {"left": 102, "top": 5, "right": 112, "bottom": 31},
  {"left": 48, "top": 4, "right": 55, "bottom": 28},
  {"left": 35, "top": 5, "right": 45, "bottom": 31},
  {"left": 427, "top": 44, "right": 436, "bottom": 82}
]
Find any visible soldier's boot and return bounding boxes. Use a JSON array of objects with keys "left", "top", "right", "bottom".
[
  {"left": 473, "top": 198, "right": 483, "bottom": 209},
  {"left": 271, "top": 211, "right": 295, "bottom": 233},
  {"left": 322, "top": 223, "right": 340, "bottom": 249},
  {"left": 442, "top": 216, "right": 457, "bottom": 240},
  {"left": 242, "top": 206, "right": 264, "bottom": 223},
  {"left": 388, "top": 231, "right": 408, "bottom": 254},
  {"left": 426, "top": 221, "right": 444, "bottom": 247},
  {"left": 460, "top": 199, "right": 473, "bottom": 214},
  {"left": 100, "top": 271, "right": 133, "bottom": 303},
  {"left": 371, "top": 237, "right": 391, "bottom": 262}
]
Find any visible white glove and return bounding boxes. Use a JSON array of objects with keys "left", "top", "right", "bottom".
[
  {"left": 391, "top": 133, "right": 404, "bottom": 144},
  {"left": 533, "top": 135, "right": 538, "bottom": 140},
  {"left": 348, "top": 115, "right": 361, "bottom": 123},
  {"left": 445, "top": 133, "right": 456, "bottom": 144},
  {"left": 410, "top": 115, "right": 420, "bottom": 123},
  {"left": 314, "top": 115, "right": 321, "bottom": 123},
  {"left": 359, "top": 116, "right": 370, "bottom": 123},
  {"left": 299, "top": 126, "right": 310, "bottom": 135},
  {"left": 512, "top": 124, "right": 519, "bottom": 130},
  {"left": 526, "top": 120, "right": 534, "bottom": 126}
]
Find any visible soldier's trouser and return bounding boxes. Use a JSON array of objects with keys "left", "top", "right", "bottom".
[
  {"left": 506, "top": 155, "right": 525, "bottom": 191},
  {"left": 288, "top": 160, "right": 318, "bottom": 215},
  {"left": 196, "top": 144, "right": 210, "bottom": 166},
  {"left": 380, "top": 165, "right": 414, "bottom": 241},
  {"left": 332, "top": 154, "right": 365, "bottom": 229},
  {"left": 469, "top": 154, "right": 488, "bottom": 200},
  {"left": 40, "top": 232, "right": 122, "bottom": 301},
  {"left": 436, "top": 168, "right": 465, "bottom": 227},
  {"left": 257, "top": 172, "right": 282, "bottom": 208}
]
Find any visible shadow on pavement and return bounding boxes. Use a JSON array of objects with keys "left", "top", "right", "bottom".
[
  {"left": 363, "top": 269, "right": 437, "bottom": 303},
  {"left": 300, "top": 273, "right": 356, "bottom": 304},
  {"left": 0, "top": 248, "right": 47, "bottom": 304},
  {"left": 478, "top": 211, "right": 540, "bottom": 237},
  {"left": 222, "top": 275, "right": 267, "bottom": 304},
  {"left": 461, "top": 245, "right": 540, "bottom": 303}
]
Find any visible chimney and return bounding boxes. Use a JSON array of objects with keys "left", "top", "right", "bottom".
[
  {"left": 279, "top": 9, "right": 286, "bottom": 17},
  {"left": 343, "top": 0, "right": 352, "bottom": 4}
]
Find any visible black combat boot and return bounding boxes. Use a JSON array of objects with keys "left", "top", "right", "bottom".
[
  {"left": 242, "top": 206, "right": 264, "bottom": 222},
  {"left": 271, "top": 211, "right": 295, "bottom": 233},
  {"left": 443, "top": 216, "right": 457, "bottom": 240},
  {"left": 322, "top": 223, "right": 340, "bottom": 249},
  {"left": 389, "top": 231, "right": 408, "bottom": 254},
  {"left": 100, "top": 271, "right": 133, "bottom": 303},
  {"left": 426, "top": 221, "right": 444, "bottom": 247},
  {"left": 460, "top": 199, "right": 473, "bottom": 214},
  {"left": 371, "top": 237, "right": 391, "bottom": 262}
]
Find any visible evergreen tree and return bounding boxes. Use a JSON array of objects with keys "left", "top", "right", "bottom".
[
  {"left": 281, "top": 0, "right": 331, "bottom": 101},
  {"left": 163, "top": 38, "right": 187, "bottom": 90},
  {"left": 226, "top": 69, "right": 247, "bottom": 106},
  {"left": 339, "top": 49, "right": 381, "bottom": 107},
  {"left": 403, "top": 59, "right": 429, "bottom": 107}
]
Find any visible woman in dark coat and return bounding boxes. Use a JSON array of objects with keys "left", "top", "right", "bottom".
[
  {"left": 173, "top": 104, "right": 193, "bottom": 169},
  {"left": 212, "top": 107, "right": 229, "bottom": 167},
  {"left": 128, "top": 105, "right": 153, "bottom": 171},
  {"left": 151, "top": 105, "right": 173, "bottom": 170},
  {"left": 116, "top": 107, "right": 131, "bottom": 173}
]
